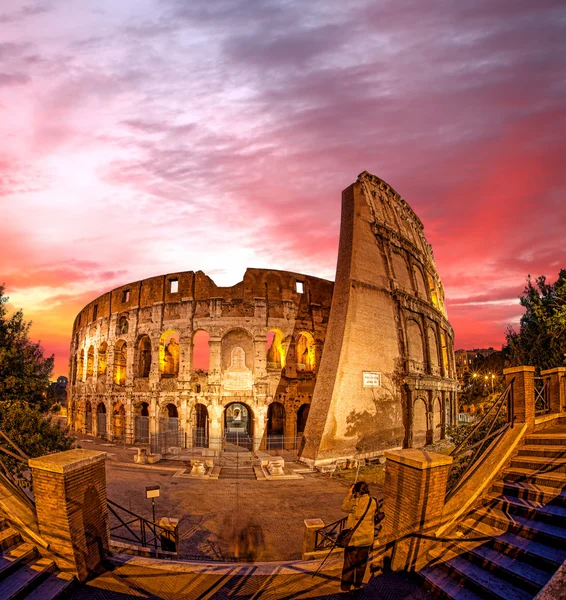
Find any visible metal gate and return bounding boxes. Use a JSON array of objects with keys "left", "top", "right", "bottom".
[
  {"left": 134, "top": 416, "right": 149, "bottom": 443},
  {"left": 150, "top": 418, "right": 184, "bottom": 454},
  {"left": 97, "top": 413, "right": 107, "bottom": 439}
]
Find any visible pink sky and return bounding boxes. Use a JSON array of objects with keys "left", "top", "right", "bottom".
[{"left": 1, "top": 0, "right": 565, "bottom": 378}]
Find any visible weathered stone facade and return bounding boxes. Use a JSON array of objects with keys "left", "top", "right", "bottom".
[
  {"left": 68, "top": 172, "right": 457, "bottom": 462},
  {"left": 300, "top": 171, "right": 458, "bottom": 465},
  {"left": 68, "top": 268, "right": 332, "bottom": 450}
]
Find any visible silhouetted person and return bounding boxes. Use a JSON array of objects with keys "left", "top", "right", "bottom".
[{"left": 340, "top": 481, "right": 376, "bottom": 592}]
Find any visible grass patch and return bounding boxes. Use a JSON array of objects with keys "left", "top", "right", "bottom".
[{"left": 334, "top": 464, "right": 386, "bottom": 487}]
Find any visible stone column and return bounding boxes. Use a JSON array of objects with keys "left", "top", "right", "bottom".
[
  {"left": 253, "top": 336, "right": 267, "bottom": 378},
  {"left": 29, "top": 450, "right": 109, "bottom": 583},
  {"left": 209, "top": 402, "right": 223, "bottom": 452},
  {"left": 540, "top": 367, "right": 566, "bottom": 414},
  {"left": 254, "top": 404, "right": 268, "bottom": 451},
  {"left": 381, "top": 449, "right": 452, "bottom": 571},
  {"left": 504, "top": 366, "right": 536, "bottom": 429},
  {"left": 208, "top": 337, "right": 222, "bottom": 383},
  {"left": 178, "top": 332, "right": 193, "bottom": 381}
]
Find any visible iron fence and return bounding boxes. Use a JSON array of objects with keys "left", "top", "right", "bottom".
[
  {"left": 97, "top": 413, "right": 107, "bottom": 439},
  {"left": 446, "top": 379, "right": 514, "bottom": 500},
  {"left": 134, "top": 416, "right": 149, "bottom": 443},
  {"left": 314, "top": 517, "right": 348, "bottom": 551},
  {"left": 107, "top": 498, "right": 179, "bottom": 554},
  {"left": 534, "top": 377, "right": 550, "bottom": 416}
]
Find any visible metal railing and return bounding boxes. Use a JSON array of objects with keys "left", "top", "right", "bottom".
[
  {"left": 314, "top": 516, "right": 348, "bottom": 551},
  {"left": 446, "top": 379, "right": 514, "bottom": 500},
  {"left": 107, "top": 498, "right": 179, "bottom": 554},
  {"left": 534, "top": 377, "right": 550, "bottom": 416}
]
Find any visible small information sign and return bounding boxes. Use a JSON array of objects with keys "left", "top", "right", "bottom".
[{"left": 363, "top": 371, "right": 382, "bottom": 388}]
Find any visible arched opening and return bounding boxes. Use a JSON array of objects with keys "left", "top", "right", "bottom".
[
  {"left": 77, "top": 351, "right": 84, "bottom": 383},
  {"left": 134, "top": 401, "right": 149, "bottom": 443},
  {"left": 440, "top": 332, "right": 450, "bottom": 376},
  {"left": 224, "top": 402, "right": 254, "bottom": 449},
  {"left": 155, "top": 403, "right": 181, "bottom": 453},
  {"left": 427, "top": 327, "right": 440, "bottom": 375},
  {"left": 412, "top": 398, "right": 427, "bottom": 447},
  {"left": 113, "top": 340, "right": 127, "bottom": 386},
  {"left": 194, "top": 403, "right": 209, "bottom": 448},
  {"left": 296, "top": 332, "right": 315, "bottom": 372},
  {"left": 117, "top": 315, "right": 129, "bottom": 335},
  {"left": 392, "top": 251, "right": 412, "bottom": 291},
  {"left": 296, "top": 403, "right": 310, "bottom": 437},
  {"left": 159, "top": 403, "right": 179, "bottom": 432},
  {"left": 113, "top": 403, "right": 126, "bottom": 441},
  {"left": 86, "top": 346, "right": 94, "bottom": 379},
  {"left": 267, "top": 402, "right": 286, "bottom": 449},
  {"left": 413, "top": 266, "right": 428, "bottom": 297},
  {"left": 159, "top": 330, "right": 179, "bottom": 377},
  {"left": 266, "top": 329, "right": 286, "bottom": 369},
  {"left": 98, "top": 342, "right": 108, "bottom": 377},
  {"left": 85, "top": 401, "right": 93, "bottom": 433},
  {"left": 427, "top": 274, "right": 439, "bottom": 308},
  {"left": 432, "top": 397, "right": 442, "bottom": 441},
  {"left": 137, "top": 335, "right": 152, "bottom": 378},
  {"left": 406, "top": 319, "right": 425, "bottom": 373},
  {"left": 192, "top": 330, "right": 210, "bottom": 372},
  {"left": 96, "top": 402, "right": 107, "bottom": 439},
  {"left": 72, "top": 355, "right": 78, "bottom": 384}
]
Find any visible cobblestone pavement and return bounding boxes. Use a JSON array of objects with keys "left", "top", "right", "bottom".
[
  {"left": 75, "top": 435, "right": 371, "bottom": 562},
  {"left": 69, "top": 555, "right": 433, "bottom": 600}
]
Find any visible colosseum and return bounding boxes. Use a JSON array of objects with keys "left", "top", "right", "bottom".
[{"left": 68, "top": 171, "right": 458, "bottom": 465}]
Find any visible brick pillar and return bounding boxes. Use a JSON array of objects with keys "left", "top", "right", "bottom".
[
  {"left": 29, "top": 450, "right": 109, "bottom": 583},
  {"left": 302, "top": 518, "right": 324, "bottom": 558},
  {"left": 540, "top": 367, "right": 566, "bottom": 414},
  {"left": 381, "top": 449, "right": 452, "bottom": 571},
  {"left": 504, "top": 366, "right": 536, "bottom": 429}
]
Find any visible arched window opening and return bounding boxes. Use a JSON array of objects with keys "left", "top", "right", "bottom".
[
  {"left": 412, "top": 398, "right": 427, "bottom": 447},
  {"left": 72, "top": 355, "right": 78, "bottom": 384},
  {"left": 440, "top": 332, "right": 449, "bottom": 376},
  {"left": 137, "top": 335, "right": 152, "bottom": 378},
  {"left": 427, "top": 274, "right": 439, "bottom": 308},
  {"left": 113, "top": 340, "right": 127, "bottom": 386},
  {"left": 86, "top": 346, "right": 95, "bottom": 378},
  {"left": 224, "top": 402, "right": 254, "bottom": 449},
  {"left": 85, "top": 401, "right": 93, "bottom": 433},
  {"left": 406, "top": 320, "right": 425, "bottom": 373},
  {"left": 160, "top": 403, "right": 178, "bottom": 432},
  {"left": 433, "top": 397, "right": 442, "bottom": 441},
  {"left": 266, "top": 329, "right": 286, "bottom": 369},
  {"left": 192, "top": 330, "right": 210, "bottom": 372},
  {"left": 194, "top": 404, "right": 209, "bottom": 448},
  {"left": 134, "top": 402, "right": 149, "bottom": 443},
  {"left": 77, "top": 350, "right": 85, "bottom": 383},
  {"left": 98, "top": 342, "right": 108, "bottom": 377},
  {"left": 117, "top": 316, "right": 129, "bottom": 335},
  {"left": 267, "top": 402, "right": 286, "bottom": 449},
  {"left": 297, "top": 404, "right": 310, "bottom": 437},
  {"left": 413, "top": 266, "right": 427, "bottom": 297},
  {"left": 96, "top": 402, "right": 107, "bottom": 439},
  {"left": 296, "top": 332, "right": 315, "bottom": 372},
  {"left": 427, "top": 327, "right": 440, "bottom": 375},
  {"left": 159, "top": 330, "right": 179, "bottom": 377},
  {"left": 392, "top": 251, "right": 412, "bottom": 292}
]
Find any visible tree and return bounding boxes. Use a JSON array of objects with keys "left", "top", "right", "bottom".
[
  {"left": 0, "top": 286, "right": 73, "bottom": 481},
  {"left": 0, "top": 285, "right": 54, "bottom": 407},
  {"left": 505, "top": 270, "right": 566, "bottom": 371}
]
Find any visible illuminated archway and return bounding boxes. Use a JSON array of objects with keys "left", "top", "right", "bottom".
[
  {"left": 412, "top": 397, "right": 427, "bottom": 446},
  {"left": 134, "top": 401, "right": 149, "bottom": 443},
  {"left": 297, "top": 403, "right": 310, "bottom": 437},
  {"left": 406, "top": 319, "right": 425, "bottom": 373},
  {"left": 159, "top": 330, "right": 179, "bottom": 377},
  {"left": 85, "top": 401, "right": 93, "bottom": 433},
  {"left": 96, "top": 402, "right": 107, "bottom": 439},
  {"left": 224, "top": 401, "right": 254, "bottom": 448},
  {"left": 194, "top": 403, "right": 209, "bottom": 448},
  {"left": 86, "top": 346, "right": 94, "bottom": 378},
  {"left": 266, "top": 329, "right": 286, "bottom": 369},
  {"left": 296, "top": 331, "right": 315, "bottom": 372},
  {"left": 192, "top": 330, "right": 210, "bottom": 372},
  {"left": 98, "top": 342, "right": 108, "bottom": 377},
  {"left": 432, "top": 397, "right": 442, "bottom": 441},
  {"left": 267, "top": 402, "right": 286, "bottom": 449},
  {"left": 113, "top": 403, "right": 126, "bottom": 441},
  {"left": 113, "top": 340, "right": 127, "bottom": 385},
  {"left": 77, "top": 351, "right": 84, "bottom": 383}
]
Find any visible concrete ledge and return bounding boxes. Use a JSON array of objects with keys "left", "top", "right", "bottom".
[
  {"left": 29, "top": 449, "right": 106, "bottom": 474},
  {"left": 534, "top": 559, "right": 566, "bottom": 600},
  {"left": 534, "top": 413, "right": 563, "bottom": 427},
  {"left": 384, "top": 449, "right": 452, "bottom": 470}
]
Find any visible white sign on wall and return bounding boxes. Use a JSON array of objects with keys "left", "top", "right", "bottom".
[{"left": 363, "top": 371, "right": 382, "bottom": 388}]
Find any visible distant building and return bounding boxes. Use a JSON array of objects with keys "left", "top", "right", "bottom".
[
  {"left": 455, "top": 348, "right": 496, "bottom": 382},
  {"left": 48, "top": 376, "right": 68, "bottom": 406}
]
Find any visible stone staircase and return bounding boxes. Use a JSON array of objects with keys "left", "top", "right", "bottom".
[
  {"left": 420, "top": 424, "right": 566, "bottom": 600},
  {"left": 0, "top": 518, "right": 74, "bottom": 599},
  {"left": 218, "top": 443, "right": 257, "bottom": 480}
]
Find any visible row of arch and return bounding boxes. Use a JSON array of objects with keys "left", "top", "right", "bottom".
[
  {"left": 405, "top": 317, "right": 453, "bottom": 377},
  {"left": 82, "top": 399, "right": 311, "bottom": 445},
  {"left": 73, "top": 327, "right": 318, "bottom": 385}
]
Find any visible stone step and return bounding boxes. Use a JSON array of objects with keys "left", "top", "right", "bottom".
[
  {"left": 524, "top": 432, "right": 566, "bottom": 446},
  {"left": 218, "top": 468, "right": 256, "bottom": 480},
  {"left": 491, "top": 480, "right": 566, "bottom": 506},
  {"left": 0, "top": 557, "right": 56, "bottom": 600},
  {"left": 510, "top": 455, "right": 566, "bottom": 473},
  {"left": 431, "top": 554, "right": 532, "bottom": 600},
  {"left": 517, "top": 444, "right": 566, "bottom": 458},
  {"left": 458, "top": 517, "right": 566, "bottom": 572},
  {"left": 0, "top": 528, "right": 21, "bottom": 552},
  {"left": 502, "top": 467, "right": 566, "bottom": 489},
  {"left": 470, "top": 506, "right": 566, "bottom": 548},
  {"left": 25, "top": 571, "right": 75, "bottom": 600},
  {"left": 420, "top": 564, "right": 485, "bottom": 600},
  {"left": 0, "top": 542, "right": 37, "bottom": 579},
  {"left": 483, "top": 493, "right": 566, "bottom": 527}
]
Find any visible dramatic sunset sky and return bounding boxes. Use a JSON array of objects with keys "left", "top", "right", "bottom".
[{"left": 1, "top": 0, "right": 565, "bottom": 378}]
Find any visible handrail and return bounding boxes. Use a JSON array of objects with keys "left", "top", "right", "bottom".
[
  {"left": 534, "top": 377, "right": 550, "bottom": 416},
  {"left": 446, "top": 380, "right": 514, "bottom": 500},
  {"left": 314, "top": 516, "right": 348, "bottom": 551},
  {"left": 107, "top": 498, "right": 179, "bottom": 554}
]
